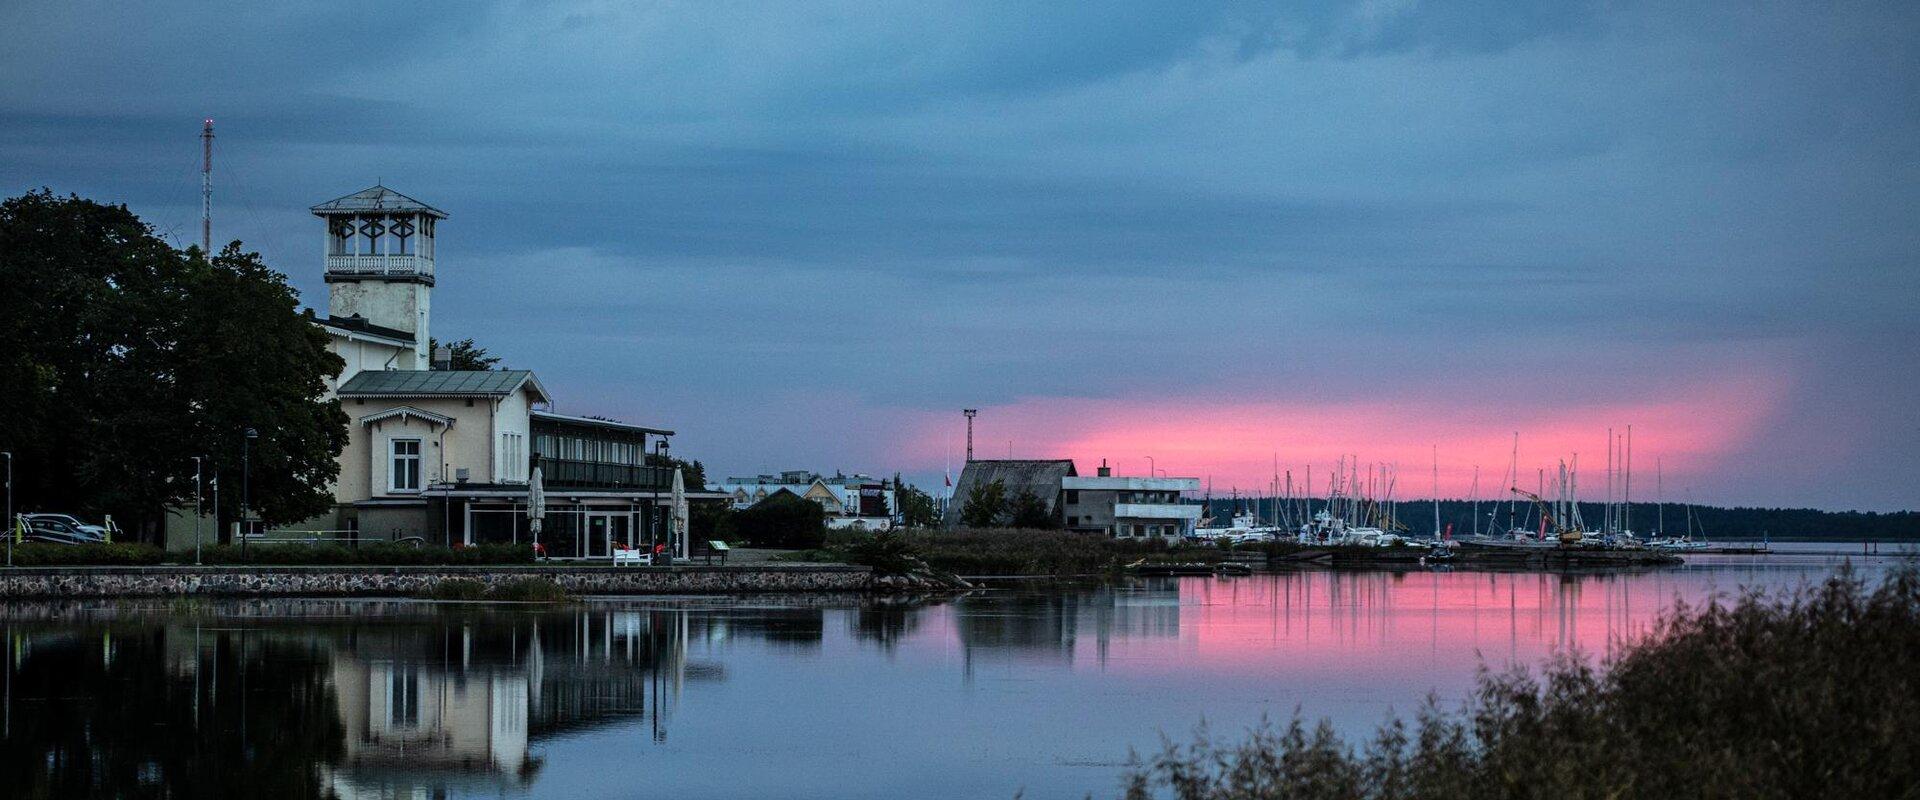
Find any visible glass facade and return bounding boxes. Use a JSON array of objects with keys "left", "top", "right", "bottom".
[{"left": 532, "top": 419, "right": 669, "bottom": 490}]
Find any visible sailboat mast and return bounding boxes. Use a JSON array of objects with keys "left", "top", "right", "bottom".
[
  {"left": 1656, "top": 456, "right": 1665, "bottom": 537},
  {"left": 1507, "top": 432, "right": 1519, "bottom": 533},
  {"left": 1624, "top": 425, "right": 1633, "bottom": 536},
  {"left": 1605, "top": 428, "right": 1614, "bottom": 535},
  {"left": 1470, "top": 465, "right": 1481, "bottom": 536}
]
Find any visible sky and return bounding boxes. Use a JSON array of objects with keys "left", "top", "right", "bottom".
[{"left": 3, "top": 1, "right": 1916, "bottom": 510}]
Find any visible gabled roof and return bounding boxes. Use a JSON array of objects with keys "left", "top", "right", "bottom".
[
  {"left": 946, "top": 459, "right": 1078, "bottom": 526},
  {"left": 311, "top": 185, "right": 448, "bottom": 219},
  {"left": 358, "top": 406, "right": 454, "bottom": 428},
  {"left": 337, "top": 369, "right": 548, "bottom": 402}
]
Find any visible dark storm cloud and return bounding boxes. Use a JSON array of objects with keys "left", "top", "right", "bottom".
[{"left": 2, "top": 1, "right": 1915, "bottom": 509}]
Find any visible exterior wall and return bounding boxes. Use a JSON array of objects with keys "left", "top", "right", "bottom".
[
  {"left": 492, "top": 389, "right": 531, "bottom": 484},
  {"left": 1061, "top": 476, "right": 1202, "bottom": 539},
  {"left": 324, "top": 334, "right": 412, "bottom": 396},
  {"left": 337, "top": 385, "right": 539, "bottom": 506},
  {"left": 802, "top": 482, "right": 845, "bottom": 513},
  {"left": 353, "top": 504, "right": 431, "bottom": 542},
  {"left": 1064, "top": 489, "right": 1120, "bottom": 532},
  {"left": 328, "top": 280, "right": 429, "bottom": 369}
]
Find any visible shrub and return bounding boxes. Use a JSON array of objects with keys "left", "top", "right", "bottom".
[
  {"left": 423, "top": 576, "right": 568, "bottom": 602},
  {"left": 844, "top": 531, "right": 921, "bottom": 576},
  {"left": 488, "top": 577, "right": 569, "bottom": 602},
  {"left": 426, "top": 578, "right": 490, "bottom": 601},
  {"left": 7, "top": 542, "right": 166, "bottom": 566},
  {"left": 734, "top": 493, "right": 826, "bottom": 549},
  {"left": 1120, "top": 564, "right": 1920, "bottom": 799}
]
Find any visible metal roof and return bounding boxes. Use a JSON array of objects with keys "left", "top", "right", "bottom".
[
  {"left": 530, "top": 410, "right": 674, "bottom": 436},
  {"left": 317, "top": 314, "right": 415, "bottom": 344},
  {"left": 946, "top": 459, "right": 1078, "bottom": 526},
  {"left": 310, "top": 185, "right": 448, "bottom": 218},
  {"left": 336, "top": 369, "right": 547, "bottom": 401}
]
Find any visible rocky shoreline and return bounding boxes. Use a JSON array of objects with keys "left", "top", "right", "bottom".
[{"left": 0, "top": 563, "right": 892, "bottom": 598}]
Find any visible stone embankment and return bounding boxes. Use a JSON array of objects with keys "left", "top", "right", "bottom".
[{"left": 0, "top": 564, "right": 877, "bottom": 598}]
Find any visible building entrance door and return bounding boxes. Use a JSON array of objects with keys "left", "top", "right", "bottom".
[{"left": 584, "top": 512, "right": 629, "bottom": 559}]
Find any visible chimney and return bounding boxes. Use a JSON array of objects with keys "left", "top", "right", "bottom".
[
  {"left": 1098, "top": 458, "right": 1112, "bottom": 477},
  {"left": 432, "top": 345, "right": 453, "bottom": 370}
]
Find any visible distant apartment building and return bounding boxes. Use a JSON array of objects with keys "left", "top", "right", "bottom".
[
  {"left": 714, "top": 471, "right": 897, "bottom": 531},
  {"left": 1062, "top": 461, "right": 1202, "bottom": 540}
]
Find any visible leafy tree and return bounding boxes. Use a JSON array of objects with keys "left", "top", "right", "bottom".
[
  {"left": 960, "top": 479, "right": 1009, "bottom": 528},
  {"left": 649, "top": 455, "right": 708, "bottom": 489},
  {"left": 897, "top": 481, "right": 939, "bottom": 528},
  {"left": 1008, "top": 487, "right": 1060, "bottom": 529},
  {"left": 0, "top": 190, "right": 348, "bottom": 533},
  {"left": 734, "top": 492, "right": 826, "bottom": 548},
  {"left": 427, "top": 336, "right": 500, "bottom": 370}
]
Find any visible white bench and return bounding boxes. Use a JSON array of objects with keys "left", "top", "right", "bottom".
[{"left": 612, "top": 546, "right": 650, "bottom": 566}]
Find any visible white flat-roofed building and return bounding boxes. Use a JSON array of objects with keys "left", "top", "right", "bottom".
[{"left": 1061, "top": 461, "right": 1202, "bottom": 541}]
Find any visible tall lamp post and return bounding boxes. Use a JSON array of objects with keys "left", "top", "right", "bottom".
[
  {"left": 241, "top": 428, "right": 257, "bottom": 558},
  {"left": 654, "top": 438, "right": 671, "bottom": 562},
  {"left": 191, "top": 456, "right": 205, "bottom": 566},
  {"left": 1146, "top": 456, "right": 1156, "bottom": 479}
]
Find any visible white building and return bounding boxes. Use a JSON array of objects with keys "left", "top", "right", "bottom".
[
  {"left": 197, "top": 184, "right": 724, "bottom": 554},
  {"left": 1061, "top": 461, "right": 1202, "bottom": 541}
]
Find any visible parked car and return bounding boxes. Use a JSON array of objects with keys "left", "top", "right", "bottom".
[
  {"left": 18, "top": 515, "right": 107, "bottom": 545},
  {"left": 21, "top": 513, "right": 110, "bottom": 539}
]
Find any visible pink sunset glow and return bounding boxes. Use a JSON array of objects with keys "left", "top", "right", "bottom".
[{"left": 904, "top": 364, "right": 1790, "bottom": 499}]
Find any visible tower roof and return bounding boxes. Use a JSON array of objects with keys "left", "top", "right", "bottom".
[{"left": 311, "top": 185, "right": 448, "bottom": 219}]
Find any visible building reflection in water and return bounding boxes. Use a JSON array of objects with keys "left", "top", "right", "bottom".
[
  {"left": 0, "top": 603, "right": 766, "bottom": 798},
  {"left": 951, "top": 581, "right": 1182, "bottom": 674}
]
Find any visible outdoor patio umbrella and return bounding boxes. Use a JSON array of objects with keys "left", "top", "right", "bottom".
[
  {"left": 528, "top": 465, "right": 545, "bottom": 557},
  {"left": 671, "top": 467, "right": 690, "bottom": 560}
]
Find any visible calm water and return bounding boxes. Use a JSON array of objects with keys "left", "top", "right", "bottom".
[{"left": 0, "top": 547, "right": 1908, "bottom": 799}]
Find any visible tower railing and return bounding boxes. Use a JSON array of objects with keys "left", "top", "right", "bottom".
[{"left": 325, "top": 254, "right": 434, "bottom": 277}]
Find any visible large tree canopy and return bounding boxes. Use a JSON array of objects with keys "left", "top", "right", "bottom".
[{"left": 0, "top": 190, "right": 348, "bottom": 531}]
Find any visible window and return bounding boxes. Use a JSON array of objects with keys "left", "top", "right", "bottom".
[
  {"left": 387, "top": 665, "right": 421, "bottom": 728},
  {"left": 500, "top": 432, "right": 526, "bottom": 481},
  {"left": 1065, "top": 490, "right": 1079, "bottom": 504},
  {"left": 390, "top": 439, "right": 422, "bottom": 492}
]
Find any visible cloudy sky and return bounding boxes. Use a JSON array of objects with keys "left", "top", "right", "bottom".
[{"left": 4, "top": 1, "right": 1915, "bottom": 510}]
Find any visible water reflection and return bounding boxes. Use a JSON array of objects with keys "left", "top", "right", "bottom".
[
  {"left": 953, "top": 582, "right": 1181, "bottom": 669},
  {"left": 0, "top": 603, "right": 749, "bottom": 798},
  {"left": 0, "top": 553, "right": 1894, "bottom": 800}
]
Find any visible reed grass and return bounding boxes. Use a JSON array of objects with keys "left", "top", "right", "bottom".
[{"left": 1119, "top": 563, "right": 1920, "bottom": 799}]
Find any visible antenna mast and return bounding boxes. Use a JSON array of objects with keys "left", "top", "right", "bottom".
[
  {"left": 962, "top": 409, "right": 977, "bottom": 462},
  {"left": 200, "top": 118, "right": 215, "bottom": 253}
]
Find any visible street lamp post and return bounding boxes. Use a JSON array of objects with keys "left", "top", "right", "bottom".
[
  {"left": 191, "top": 456, "right": 205, "bottom": 566},
  {"left": 654, "top": 438, "right": 671, "bottom": 561},
  {"left": 241, "top": 428, "right": 257, "bottom": 558},
  {"left": 1146, "top": 456, "right": 1156, "bottom": 479}
]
